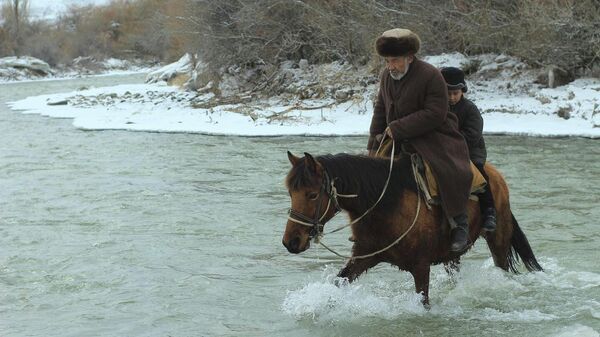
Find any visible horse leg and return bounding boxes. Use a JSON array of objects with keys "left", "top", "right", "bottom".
[
  {"left": 483, "top": 163, "right": 513, "bottom": 271},
  {"left": 485, "top": 232, "right": 511, "bottom": 271},
  {"left": 336, "top": 257, "right": 379, "bottom": 284},
  {"left": 484, "top": 194, "right": 513, "bottom": 271},
  {"left": 410, "top": 263, "right": 431, "bottom": 307}
]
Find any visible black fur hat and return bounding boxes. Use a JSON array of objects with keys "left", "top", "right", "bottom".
[
  {"left": 441, "top": 67, "right": 468, "bottom": 93},
  {"left": 375, "top": 28, "right": 421, "bottom": 57}
]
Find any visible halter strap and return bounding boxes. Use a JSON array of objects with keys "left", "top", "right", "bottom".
[
  {"left": 287, "top": 171, "right": 341, "bottom": 239},
  {"left": 287, "top": 138, "right": 424, "bottom": 260}
]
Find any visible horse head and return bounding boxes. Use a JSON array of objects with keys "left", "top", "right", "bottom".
[{"left": 282, "top": 151, "right": 339, "bottom": 253}]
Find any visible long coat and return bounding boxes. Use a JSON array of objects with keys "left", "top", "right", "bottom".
[
  {"left": 449, "top": 96, "right": 487, "bottom": 165},
  {"left": 368, "top": 58, "right": 472, "bottom": 218}
]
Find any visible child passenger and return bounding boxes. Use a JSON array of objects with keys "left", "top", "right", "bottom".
[{"left": 441, "top": 67, "right": 496, "bottom": 232}]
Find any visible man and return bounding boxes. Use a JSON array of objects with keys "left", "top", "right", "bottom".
[
  {"left": 368, "top": 28, "right": 473, "bottom": 252},
  {"left": 441, "top": 66, "right": 496, "bottom": 232}
]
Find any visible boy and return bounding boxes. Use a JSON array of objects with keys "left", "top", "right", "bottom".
[{"left": 441, "top": 67, "right": 496, "bottom": 232}]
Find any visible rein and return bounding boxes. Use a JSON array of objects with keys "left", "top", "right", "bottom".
[
  {"left": 287, "top": 137, "right": 423, "bottom": 260},
  {"left": 319, "top": 153, "right": 422, "bottom": 260}
]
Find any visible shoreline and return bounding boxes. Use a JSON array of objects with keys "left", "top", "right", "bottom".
[
  {"left": 5, "top": 54, "right": 600, "bottom": 139},
  {"left": 0, "top": 70, "right": 152, "bottom": 85}
]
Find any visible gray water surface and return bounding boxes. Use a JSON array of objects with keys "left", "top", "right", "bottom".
[{"left": 1, "top": 75, "right": 599, "bottom": 337}]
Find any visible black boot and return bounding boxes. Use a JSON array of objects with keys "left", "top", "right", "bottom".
[
  {"left": 450, "top": 214, "right": 469, "bottom": 253},
  {"left": 481, "top": 207, "right": 497, "bottom": 232}
]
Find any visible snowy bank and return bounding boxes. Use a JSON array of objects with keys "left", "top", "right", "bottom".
[
  {"left": 0, "top": 56, "right": 54, "bottom": 80},
  {"left": 0, "top": 55, "right": 157, "bottom": 83},
  {"left": 6, "top": 53, "right": 600, "bottom": 138}
]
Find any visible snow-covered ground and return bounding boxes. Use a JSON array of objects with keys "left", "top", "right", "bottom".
[
  {"left": 0, "top": 56, "right": 156, "bottom": 83},
  {"left": 7, "top": 53, "right": 600, "bottom": 138}
]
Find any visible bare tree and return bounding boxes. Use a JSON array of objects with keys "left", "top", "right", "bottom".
[{"left": 1, "top": 0, "right": 29, "bottom": 56}]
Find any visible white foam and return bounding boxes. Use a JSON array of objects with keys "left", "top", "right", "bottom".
[
  {"left": 282, "top": 258, "right": 599, "bottom": 324},
  {"left": 281, "top": 277, "right": 426, "bottom": 321},
  {"left": 471, "top": 308, "right": 558, "bottom": 322},
  {"left": 518, "top": 257, "right": 600, "bottom": 290},
  {"left": 551, "top": 325, "right": 599, "bottom": 337}
]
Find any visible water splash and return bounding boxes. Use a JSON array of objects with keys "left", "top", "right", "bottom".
[
  {"left": 281, "top": 257, "right": 599, "bottom": 325},
  {"left": 281, "top": 265, "right": 425, "bottom": 322},
  {"left": 551, "top": 324, "right": 599, "bottom": 337}
]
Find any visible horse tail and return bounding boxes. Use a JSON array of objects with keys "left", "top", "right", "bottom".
[{"left": 507, "top": 212, "right": 543, "bottom": 273}]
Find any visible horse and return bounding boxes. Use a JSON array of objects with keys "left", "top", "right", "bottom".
[{"left": 282, "top": 151, "right": 542, "bottom": 305}]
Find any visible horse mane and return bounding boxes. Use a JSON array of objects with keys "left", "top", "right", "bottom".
[{"left": 286, "top": 153, "right": 417, "bottom": 211}]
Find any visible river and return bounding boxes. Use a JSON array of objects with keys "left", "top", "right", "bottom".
[{"left": 0, "top": 75, "right": 598, "bottom": 336}]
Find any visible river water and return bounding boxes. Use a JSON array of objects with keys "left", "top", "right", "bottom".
[{"left": 0, "top": 75, "right": 599, "bottom": 337}]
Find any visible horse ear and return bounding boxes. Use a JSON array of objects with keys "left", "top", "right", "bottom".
[
  {"left": 287, "top": 151, "right": 300, "bottom": 166},
  {"left": 304, "top": 152, "right": 319, "bottom": 173}
]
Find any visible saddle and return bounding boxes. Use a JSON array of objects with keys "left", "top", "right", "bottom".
[{"left": 375, "top": 135, "right": 486, "bottom": 205}]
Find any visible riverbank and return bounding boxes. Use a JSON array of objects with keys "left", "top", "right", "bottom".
[
  {"left": 0, "top": 56, "right": 156, "bottom": 83},
  {"left": 6, "top": 54, "right": 600, "bottom": 138}
]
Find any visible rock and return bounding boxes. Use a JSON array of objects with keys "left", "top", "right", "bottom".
[
  {"left": 146, "top": 53, "right": 193, "bottom": 84},
  {"left": 298, "top": 59, "right": 309, "bottom": 71},
  {"left": 536, "top": 95, "right": 551, "bottom": 104},
  {"left": 494, "top": 54, "right": 510, "bottom": 63},
  {"left": 0, "top": 56, "right": 53, "bottom": 75},
  {"left": 47, "top": 99, "right": 68, "bottom": 106},
  {"left": 72, "top": 56, "right": 99, "bottom": 69},
  {"left": 557, "top": 106, "right": 572, "bottom": 120},
  {"left": 334, "top": 89, "right": 353, "bottom": 101},
  {"left": 544, "top": 66, "right": 575, "bottom": 88}
]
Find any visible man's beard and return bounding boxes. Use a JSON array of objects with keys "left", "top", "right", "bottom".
[{"left": 389, "top": 63, "right": 410, "bottom": 80}]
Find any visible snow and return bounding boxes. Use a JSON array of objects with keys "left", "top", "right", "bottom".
[
  {"left": 6, "top": 53, "right": 600, "bottom": 138},
  {"left": 146, "top": 54, "right": 193, "bottom": 84},
  {"left": 0, "top": 55, "right": 156, "bottom": 83},
  {"left": 423, "top": 52, "right": 471, "bottom": 69},
  {"left": 0, "top": 56, "right": 51, "bottom": 71}
]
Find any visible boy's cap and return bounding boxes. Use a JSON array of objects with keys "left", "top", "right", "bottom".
[{"left": 441, "top": 67, "right": 467, "bottom": 93}]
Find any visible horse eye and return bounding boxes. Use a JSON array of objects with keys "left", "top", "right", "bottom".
[{"left": 307, "top": 192, "right": 319, "bottom": 200}]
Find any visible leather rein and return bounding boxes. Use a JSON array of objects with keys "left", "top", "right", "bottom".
[{"left": 287, "top": 138, "right": 396, "bottom": 243}]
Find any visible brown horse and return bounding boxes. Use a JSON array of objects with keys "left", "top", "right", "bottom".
[{"left": 282, "top": 151, "right": 542, "bottom": 305}]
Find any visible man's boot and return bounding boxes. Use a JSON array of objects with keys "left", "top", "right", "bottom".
[
  {"left": 450, "top": 214, "right": 469, "bottom": 252},
  {"left": 481, "top": 207, "right": 496, "bottom": 232}
]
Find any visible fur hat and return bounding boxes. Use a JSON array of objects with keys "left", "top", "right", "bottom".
[
  {"left": 441, "top": 67, "right": 468, "bottom": 93},
  {"left": 375, "top": 28, "right": 421, "bottom": 57}
]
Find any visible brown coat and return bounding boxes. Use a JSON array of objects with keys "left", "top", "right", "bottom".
[{"left": 368, "top": 58, "right": 472, "bottom": 217}]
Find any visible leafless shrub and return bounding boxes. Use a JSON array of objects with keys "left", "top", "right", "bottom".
[
  {"left": 177, "top": 0, "right": 599, "bottom": 79},
  {"left": 1, "top": 0, "right": 30, "bottom": 56},
  {"left": 0, "top": 0, "right": 598, "bottom": 79}
]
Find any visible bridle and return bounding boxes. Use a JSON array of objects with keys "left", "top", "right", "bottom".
[
  {"left": 287, "top": 171, "right": 342, "bottom": 239},
  {"left": 286, "top": 137, "right": 396, "bottom": 242},
  {"left": 284, "top": 138, "right": 422, "bottom": 261}
]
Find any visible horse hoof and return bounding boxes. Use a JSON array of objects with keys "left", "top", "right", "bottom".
[{"left": 333, "top": 277, "right": 349, "bottom": 287}]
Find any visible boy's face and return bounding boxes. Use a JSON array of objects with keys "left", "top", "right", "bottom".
[{"left": 448, "top": 89, "right": 463, "bottom": 105}]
